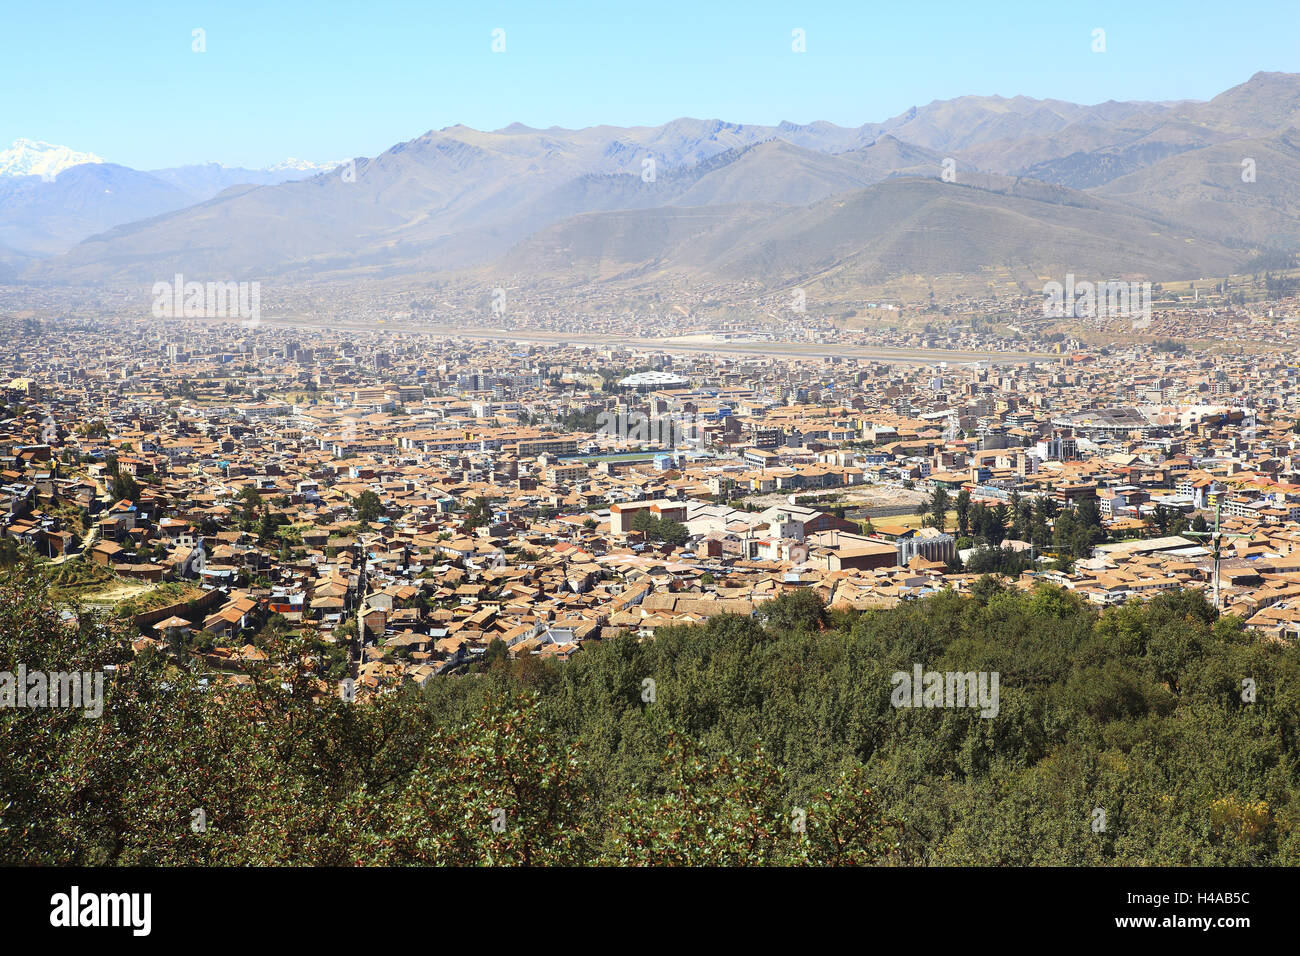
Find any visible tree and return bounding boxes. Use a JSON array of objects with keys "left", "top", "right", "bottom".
[
  {"left": 236, "top": 486, "right": 262, "bottom": 520},
  {"left": 111, "top": 471, "right": 141, "bottom": 502},
  {"left": 992, "top": 503, "right": 1010, "bottom": 540},
  {"left": 361, "top": 694, "right": 591, "bottom": 865},
  {"left": 630, "top": 509, "right": 656, "bottom": 535},
  {"left": 1077, "top": 498, "right": 1103, "bottom": 530},
  {"left": 917, "top": 486, "right": 950, "bottom": 532},
  {"left": 1016, "top": 498, "right": 1034, "bottom": 542},
  {"left": 463, "top": 497, "right": 493, "bottom": 530},
  {"left": 1029, "top": 497, "right": 1051, "bottom": 552},
  {"left": 1053, "top": 509, "right": 1077, "bottom": 557},
  {"left": 6, "top": 553, "right": 1300, "bottom": 868},
  {"left": 354, "top": 490, "right": 384, "bottom": 524},
  {"left": 608, "top": 736, "right": 909, "bottom": 865},
  {"left": 481, "top": 638, "right": 510, "bottom": 670},
  {"left": 258, "top": 512, "right": 287, "bottom": 544},
  {"left": 955, "top": 489, "right": 972, "bottom": 537},
  {"left": 629, "top": 509, "right": 688, "bottom": 548},
  {"left": 971, "top": 501, "right": 1007, "bottom": 547},
  {"left": 964, "top": 544, "right": 1035, "bottom": 576},
  {"left": 1152, "top": 504, "right": 1172, "bottom": 536},
  {"left": 657, "top": 518, "right": 689, "bottom": 548},
  {"left": 757, "top": 588, "right": 828, "bottom": 634}
]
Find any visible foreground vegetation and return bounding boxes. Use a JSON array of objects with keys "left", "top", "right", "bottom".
[{"left": 2, "top": 560, "right": 1298, "bottom": 865}]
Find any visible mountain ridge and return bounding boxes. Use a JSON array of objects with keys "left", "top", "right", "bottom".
[{"left": 16, "top": 72, "right": 1300, "bottom": 292}]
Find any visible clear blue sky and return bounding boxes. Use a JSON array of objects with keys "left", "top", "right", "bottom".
[{"left": 2, "top": 0, "right": 1296, "bottom": 169}]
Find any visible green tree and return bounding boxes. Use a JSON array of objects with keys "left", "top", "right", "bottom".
[
  {"left": 757, "top": 588, "right": 828, "bottom": 634},
  {"left": 955, "top": 488, "right": 972, "bottom": 537},
  {"left": 237, "top": 486, "right": 262, "bottom": 520},
  {"left": 917, "top": 486, "right": 950, "bottom": 532},
  {"left": 354, "top": 490, "right": 384, "bottom": 524},
  {"left": 463, "top": 497, "right": 494, "bottom": 530},
  {"left": 111, "top": 471, "right": 141, "bottom": 502},
  {"left": 481, "top": 637, "right": 510, "bottom": 670}
]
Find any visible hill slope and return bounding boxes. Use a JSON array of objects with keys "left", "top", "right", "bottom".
[{"left": 496, "top": 176, "right": 1243, "bottom": 291}]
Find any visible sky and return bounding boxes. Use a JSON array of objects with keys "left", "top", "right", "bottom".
[{"left": 1, "top": 0, "right": 1297, "bottom": 170}]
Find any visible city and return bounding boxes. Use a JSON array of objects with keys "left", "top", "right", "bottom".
[{"left": 0, "top": 0, "right": 1296, "bottom": 933}]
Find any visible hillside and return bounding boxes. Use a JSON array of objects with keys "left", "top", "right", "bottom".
[
  {"left": 5, "top": 560, "right": 1298, "bottom": 866},
  {"left": 497, "top": 175, "right": 1243, "bottom": 291}
]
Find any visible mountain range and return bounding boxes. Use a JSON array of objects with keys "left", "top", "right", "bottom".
[
  {"left": 0, "top": 142, "right": 341, "bottom": 260},
  {"left": 0, "top": 139, "right": 105, "bottom": 179},
  {"left": 10, "top": 72, "right": 1300, "bottom": 295}
]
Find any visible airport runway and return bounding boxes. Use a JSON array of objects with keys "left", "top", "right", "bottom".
[{"left": 249, "top": 315, "right": 1053, "bottom": 365}]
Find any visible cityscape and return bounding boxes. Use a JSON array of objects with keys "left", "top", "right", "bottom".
[
  {"left": 0, "top": 0, "right": 1296, "bottom": 930},
  {"left": 12, "top": 291, "right": 1300, "bottom": 656}
]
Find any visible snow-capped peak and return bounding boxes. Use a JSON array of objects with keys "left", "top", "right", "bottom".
[
  {"left": 0, "top": 139, "right": 105, "bottom": 180},
  {"left": 265, "top": 157, "right": 343, "bottom": 174}
]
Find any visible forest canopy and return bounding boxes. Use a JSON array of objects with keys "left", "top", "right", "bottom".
[{"left": 2, "top": 560, "right": 1298, "bottom": 866}]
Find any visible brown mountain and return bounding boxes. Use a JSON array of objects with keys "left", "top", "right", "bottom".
[
  {"left": 494, "top": 176, "right": 1242, "bottom": 292},
  {"left": 27, "top": 73, "right": 1300, "bottom": 290}
]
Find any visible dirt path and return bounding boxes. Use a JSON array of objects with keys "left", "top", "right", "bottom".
[
  {"left": 79, "top": 580, "right": 153, "bottom": 607},
  {"left": 48, "top": 525, "right": 99, "bottom": 566}
]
